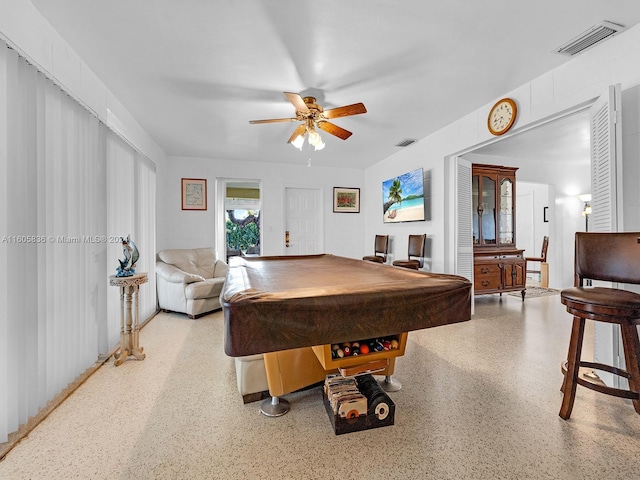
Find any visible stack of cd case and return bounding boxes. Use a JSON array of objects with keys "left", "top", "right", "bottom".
[{"left": 323, "top": 373, "right": 395, "bottom": 435}]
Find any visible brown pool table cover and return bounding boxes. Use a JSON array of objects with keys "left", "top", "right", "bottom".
[{"left": 222, "top": 254, "right": 472, "bottom": 357}]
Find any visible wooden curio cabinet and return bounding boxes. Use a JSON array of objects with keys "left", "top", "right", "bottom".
[{"left": 472, "top": 164, "right": 526, "bottom": 299}]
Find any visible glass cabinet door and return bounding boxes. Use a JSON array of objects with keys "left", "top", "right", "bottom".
[
  {"left": 472, "top": 175, "right": 479, "bottom": 244},
  {"left": 473, "top": 174, "right": 497, "bottom": 245},
  {"left": 480, "top": 176, "right": 496, "bottom": 244},
  {"left": 499, "top": 178, "right": 514, "bottom": 244}
]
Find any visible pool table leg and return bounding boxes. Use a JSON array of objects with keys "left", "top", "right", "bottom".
[
  {"left": 260, "top": 396, "right": 290, "bottom": 417},
  {"left": 378, "top": 358, "right": 402, "bottom": 392}
]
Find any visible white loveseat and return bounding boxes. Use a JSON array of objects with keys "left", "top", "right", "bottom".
[{"left": 156, "top": 247, "right": 228, "bottom": 318}]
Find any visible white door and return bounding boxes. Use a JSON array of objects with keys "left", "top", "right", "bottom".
[
  {"left": 284, "top": 187, "right": 323, "bottom": 255},
  {"left": 453, "top": 158, "right": 474, "bottom": 283},
  {"left": 590, "top": 84, "right": 623, "bottom": 387}
]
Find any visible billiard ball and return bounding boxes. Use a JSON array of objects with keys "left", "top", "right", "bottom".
[
  {"left": 390, "top": 339, "right": 399, "bottom": 349},
  {"left": 343, "top": 346, "right": 351, "bottom": 356},
  {"left": 359, "top": 344, "right": 369, "bottom": 355},
  {"left": 383, "top": 341, "right": 391, "bottom": 350},
  {"left": 336, "top": 348, "right": 344, "bottom": 358}
]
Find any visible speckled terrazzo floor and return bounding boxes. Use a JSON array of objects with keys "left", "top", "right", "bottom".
[{"left": 2, "top": 293, "right": 639, "bottom": 480}]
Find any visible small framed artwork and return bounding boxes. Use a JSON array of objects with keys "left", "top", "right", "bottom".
[
  {"left": 181, "top": 178, "right": 207, "bottom": 210},
  {"left": 333, "top": 187, "right": 360, "bottom": 213}
]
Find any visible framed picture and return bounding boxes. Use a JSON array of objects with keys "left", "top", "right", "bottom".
[
  {"left": 382, "top": 168, "right": 425, "bottom": 223},
  {"left": 333, "top": 187, "right": 360, "bottom": 213},
  {"left": 181, "top": 178, "right": 207, "bottom": 210}
]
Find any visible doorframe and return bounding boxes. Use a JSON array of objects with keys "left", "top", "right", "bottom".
[
  {"left": 282, "top": 185, "right": 324, "bottom": 255},
  {"left": 444, "top": 101, "right": 594, "bottom": 288},
  {"left": 215, "top": 177, "right": 262, "bottom": 262}
]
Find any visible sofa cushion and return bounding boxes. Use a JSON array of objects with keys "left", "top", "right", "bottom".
[
  {"left": 158, "top": 247, "right": 216, "bottom": 278},
  {"left": 185, "top": 278, "right": 225, "bottom": 300}
]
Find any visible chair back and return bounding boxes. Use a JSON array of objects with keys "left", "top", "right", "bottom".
[
  {"left": 540, "top": 236, "right": 549, "bottom": 262},
  {"left": 574, "top": 232, "right": 640, "bottom": 286},
  {"left": 374, "top": 235, "right": 389, "bottom": 260},
  {"left": 407, "top": 234, "right": 426, "bottom": 268}
]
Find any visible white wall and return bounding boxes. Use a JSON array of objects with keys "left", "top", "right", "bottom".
[
  {"left": 157, "top": 156, "right": 365, "bottom": 259},
  {"left": 364, "top": 23, "right": 640, "bottom": 288}
]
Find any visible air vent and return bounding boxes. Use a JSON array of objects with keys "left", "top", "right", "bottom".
[
  {"left": 555, "top": 21, "right": 624, "bottom": 56},
  {"left": 395, "top": 138, "right": 417, "bottom": 147}
]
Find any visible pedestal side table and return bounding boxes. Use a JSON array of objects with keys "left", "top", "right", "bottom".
[{"left": 109, "top": 272, "right": 148, "bottom": 366}]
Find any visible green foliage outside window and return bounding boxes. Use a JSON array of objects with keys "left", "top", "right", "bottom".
[{"left": 226, "top": 210, "right": 260, "bottom": 251}]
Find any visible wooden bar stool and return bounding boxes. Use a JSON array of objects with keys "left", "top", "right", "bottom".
[{"left": 559, "top": 232, "right": 640, "bottom": 420}]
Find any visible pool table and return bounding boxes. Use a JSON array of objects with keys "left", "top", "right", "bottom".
[
  {"left": 222, "top": 254, "right": 472, "bottom": 415},
  {"left": 222, "top": 254, "right": 472, "bottom": 357}
]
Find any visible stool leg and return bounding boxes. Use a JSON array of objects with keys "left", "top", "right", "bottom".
[
  {"left": 560, "top": 316, "right": 585, "bottom": 420},
  {"left": 620, "top": 323, "right": 640, "bottom": 414}
]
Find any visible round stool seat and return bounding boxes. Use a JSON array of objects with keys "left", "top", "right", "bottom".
[
  {"left": 561, "top": 287, "right": 640, "bottom": 321},
  {"left": 363, "top": 255, "right": 385, "bottom": 263},
  {"left": 392, "top": 260, "right": 420, "bottom": 270}
]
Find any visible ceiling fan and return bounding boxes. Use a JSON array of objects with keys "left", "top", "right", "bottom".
[{"left": 249, "top": 92, "right": 367, "bottom": 151}]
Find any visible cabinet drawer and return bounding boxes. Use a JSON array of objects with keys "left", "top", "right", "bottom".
[
  {"left": 312, "top": 332, "right": 407, "bottom": 371},
  {"left": 474, "top": 263, "right": 502, "bottom": 290},
  {"left": 474, "top": 272, "right": 502, "bottom": 290}
]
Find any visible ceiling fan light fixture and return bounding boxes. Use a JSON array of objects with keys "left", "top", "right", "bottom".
[
  {"left": 308, "top": 128, "right": 322, "bottom": 146},
  {"left": 252, "top": 92, "right": 366, "bottom": 151},
  {"left": 291, "top": 134, "right": 305, "bottom": 150}
]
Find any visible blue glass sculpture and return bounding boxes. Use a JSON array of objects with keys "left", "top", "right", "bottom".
[{"left": 116, "top": 234, "right": 139, "bottom": 277}]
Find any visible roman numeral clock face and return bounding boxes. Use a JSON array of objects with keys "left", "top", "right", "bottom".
[{"left": 487, "top": 98, "right": 517, "bottom": 136}]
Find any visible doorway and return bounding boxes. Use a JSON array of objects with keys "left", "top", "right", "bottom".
[
  {"left": 214, "top": 179, "right": 262, "bottom": 262},
  {"left": 459, "top": 108, "right": 591, "bottom": 289}
]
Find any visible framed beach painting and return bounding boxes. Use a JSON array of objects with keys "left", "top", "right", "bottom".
[
  {"left": 181, "top": 178, "right": 207, "bottom": 210},
  {"left": 333, "top": 187, "right": 360, "bottom": 213},
  {"left": 382, "top": 168, "right": 425, "bottom": 223}
]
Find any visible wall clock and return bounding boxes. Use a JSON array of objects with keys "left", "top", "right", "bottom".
[{"left": 487, "top": 98, "right": 517, "bottom": 136}]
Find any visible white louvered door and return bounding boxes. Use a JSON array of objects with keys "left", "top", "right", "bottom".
[
  {"left": 590, "top": 84, "right": 623, "bottom": 233},
  {"left": 455, "top": 158, "right": 474, "bottom": 283},
  {"left": 590, "top": 84, "right": 624, "bottom": 388}
]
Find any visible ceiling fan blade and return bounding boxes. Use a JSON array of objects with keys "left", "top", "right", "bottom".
[
  {"left": 284, "top": 92, "right": 310, "bottom": 113},
  {"left": 323, "top": 102, "right": 367, "bottom": 119},
  {"left": 287, "top": 124, "right": 306, "bottom": 143},
  {"left": 249, "top": 118, "right": 297, "bottom": 124},
  {"left": 317, "top": 121, "right": 352, "bottom": 140}
]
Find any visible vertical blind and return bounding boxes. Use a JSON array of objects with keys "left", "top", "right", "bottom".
[{"left": 0, "top": 41, "right": 156, "bottom": 442}]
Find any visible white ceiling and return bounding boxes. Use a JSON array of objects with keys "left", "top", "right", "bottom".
[{"left": 28, "top": 1, "right": 640, "bottom": 169}]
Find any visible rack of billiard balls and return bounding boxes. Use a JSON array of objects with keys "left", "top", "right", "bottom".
[{"left": 331, "top": 336, "right": 400, "bottom": 359}]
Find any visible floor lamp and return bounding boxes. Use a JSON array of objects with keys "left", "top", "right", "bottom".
[
  {"left": 578, "top": 193, "right": 592, "bottom": 232},
  {"left": 578, "top": 193, "right": 599, "bottom": 380}
]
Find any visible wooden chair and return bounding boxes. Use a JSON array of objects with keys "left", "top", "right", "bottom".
[
  {"left": 526, "top": 236, "right": 549, "bottom": 286},
  {"left": 363, "top": 235, "right": 389, "bottom": 264},
  {"left": 392, "top": 234, "right": 426, "bottom": 270},
  {"left": 559, "top": 232, "right": 640, "bottom": 420}
]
